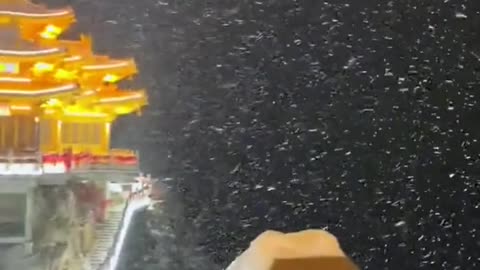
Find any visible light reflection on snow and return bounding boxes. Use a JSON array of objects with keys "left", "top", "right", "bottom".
[{"left": 105, "top": 196, "right": 150, "bottom": 270}]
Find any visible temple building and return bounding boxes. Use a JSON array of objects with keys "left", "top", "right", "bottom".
[{"left": 0, "top": 1, "right": 150, "bottom": 269}]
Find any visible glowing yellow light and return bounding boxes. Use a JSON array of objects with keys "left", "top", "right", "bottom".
[
  {"left": 64, "top": 111, "right": 108, "bottom": 118},
  {"left": 32, "top": 62, "right": 54, "bottom": 76},
  {"left": 114, "top": 107, "right": 134, "bottom": 114},
  {"left": 61, "top": 104, "right": 109, "bottom": 118},
  {"left": 103, "top": 74, "right": 120, "bottom": 83},
  {"left": 40, "top": 32, "right": 55, "bottom": 40},
  {"left": 42, "top": 98, "right": 63, "bottom": 108},
  {"left": 40, "top": 24, "right": 63, "bottom": 40},
  {"left": 10, "top": 105, "right": 31, "bottom": 111},
  {"left": 63, "top": 55, "right": 82, "bottom": 62},
  {"left": 0, "top": 104, "right": 10, "bottom": 116},
  {"left": 106, "top": 122, "right": 111, "bottom": 132},
  {"left": 83, "top": 90, "right": 96, "bottom": 96},
  {"left": 54, "top": 69, "right": 76, "bottom": 80},
  {"left": 0, "top": 17, "right": 11, "bottom": 24}
]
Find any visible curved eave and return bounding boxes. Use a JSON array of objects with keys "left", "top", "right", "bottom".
[
  {"left": 53, "top": 39, "right": 92, "bottom": 56},
  {"left": 0, "top": 4, "right": 74, "bottom": 20},
  {"left": 0, "top": 47, "right": 66, "bottom": 60},
  {"left": 0, "top": 76, "right": 32, "bottom": 83},
  {"left": 81, "top": 59, "right": 137, "bottom": 75},
  {"left": 97, "top": 90, "right": 146, "bottom": 104},
  {"left": 62, "top": 54, "right": 84, "bottom": 63},
  {"left": 59, "top": 112, "right": 113, "bottom": 121},
  {"left": 42, "top": 112, "right": 115, "bottom": 123},
  {"left": 76, "top": 89, "right": 97, "bottom": 97},
  {"left": 96, "top": 90, "right": 147, "bottom": 115},
  {"left": 0, "top": 83, "right": 78, "bottom": 98}
]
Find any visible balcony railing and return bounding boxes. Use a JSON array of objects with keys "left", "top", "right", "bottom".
[
  {"left": 0, "top": 151, "right": 42, "bottom": 175},
  {"left": 0, "top": 149, "right": 139, "bottom": 176}
]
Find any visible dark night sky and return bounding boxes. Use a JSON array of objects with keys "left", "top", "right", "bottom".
[{"left": 45, "top": 0, "right": 480, "bottom": 269}]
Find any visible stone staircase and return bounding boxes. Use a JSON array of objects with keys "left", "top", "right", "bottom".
[
  {"left": 85, "top": 208, "right": 125, "bottom": 270},
  {"left": 83, "top": 196, "right": 151, "bottom": 270}
]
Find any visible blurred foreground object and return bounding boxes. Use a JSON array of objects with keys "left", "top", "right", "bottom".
[{"left": 226, "top": 230, "right": 358, "bottom": 270}]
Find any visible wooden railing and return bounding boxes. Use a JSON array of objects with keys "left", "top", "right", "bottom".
[
  {"left": 43, "top": 149, "right": 140, "bottom": 173},
  {"left": 0, "top": 151, "right": 39, "bottom": 163},
  {"left": 0, "top": 149, "right": 139, "bottom": 175},
  {"left": 0, "top": 150, "right": 42, "bottom": 175}
]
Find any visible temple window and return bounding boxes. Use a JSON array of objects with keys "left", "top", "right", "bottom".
[
  {"left": 40, "top": 119, "right": 55, "bottom": 150},
  {"left": 0, "top": 115, "right": 37, "bottom": 153},
  {"left": 61, "top": 122, "right": 103, "bottom": 146}
]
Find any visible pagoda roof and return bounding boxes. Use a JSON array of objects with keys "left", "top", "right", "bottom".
[
  {"left": 96, "top": 89, "right": 146, "bottom": 104},
  {"left": 62, "top": 54, "right": 83, "bottom": 63},
  {"left": 94, "top": 89, "right": 147, "bottom": 115},
  {"left": 0, "top": 0, "right": 73, "bottom": 19},
  {"left": 0, "top": 28, "right": 65, "bottom": 58},
  {"left": 0, "top": 76, "right": 77, "bottom": 98},
  {"left": 81, "top": 56, "right": 136, "bottom": 73},
  {"left": 55, "top": 36, "right": 92, "bottom": 57}
]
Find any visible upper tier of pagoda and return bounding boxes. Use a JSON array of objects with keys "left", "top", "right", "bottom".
[
  {"left": 0, "top": 0, "right": 73, "bottom": 19},
  {"left": 0, "top": 0, "right": 75, "bottom": 40},
  {"left": 0, "top": 28, "right": 65, "bottom": 60},
  {"left": 0, "top": 0, "right": 147, "bottom": 177},
  {"left": 0, "top": 2, "right": 147, "bottom": 118}
]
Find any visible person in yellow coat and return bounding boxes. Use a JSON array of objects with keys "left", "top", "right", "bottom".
[{"left": 226, "top": 229, "right": 358, "bottom": 270}]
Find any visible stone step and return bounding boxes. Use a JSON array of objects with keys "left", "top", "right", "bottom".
[{"left": 85, "top": 203, "right": 127, "bottom": 270}]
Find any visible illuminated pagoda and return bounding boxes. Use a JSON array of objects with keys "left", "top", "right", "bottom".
[{"left": 0, "top": 1, "right": 150, "bottom": 270}]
